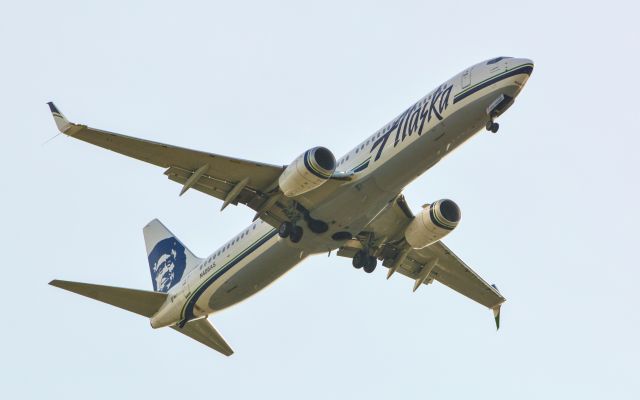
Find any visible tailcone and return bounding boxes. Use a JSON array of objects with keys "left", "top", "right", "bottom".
[{"left": 150, "top": 302, "right": 180, "bottom": 329}]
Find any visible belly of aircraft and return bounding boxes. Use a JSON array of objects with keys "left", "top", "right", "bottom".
[{"left": 199, "top": 237, "right": 306, "bottom": 313}]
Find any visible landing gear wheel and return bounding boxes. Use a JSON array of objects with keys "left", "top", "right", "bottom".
[
  {"left": 289, "top": 226, "right": 303, "bottom": 243},
  {"left": 486, "top": 120, "right": 499, "bottom": 133},
  {"left": 352, "top": 250, "right": 365, "bottom": 269},
  {"left": 278, "top": 221, "right": 292, "bottom": 238},
  {"left": 363, "top": 256, "right": 377, "bottom": 273}
]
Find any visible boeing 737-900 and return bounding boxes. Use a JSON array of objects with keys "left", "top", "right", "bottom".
[{"left": 48, "top": 56, "right": 533, "bottom": 356}]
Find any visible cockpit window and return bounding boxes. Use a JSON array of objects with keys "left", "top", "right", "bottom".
[{"left": 486, "top": 57, "right": 510, "bottom": 65}]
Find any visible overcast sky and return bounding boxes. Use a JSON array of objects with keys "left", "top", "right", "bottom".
[{"left": 3, "top": 1, "right": 639, "bottom": 399}]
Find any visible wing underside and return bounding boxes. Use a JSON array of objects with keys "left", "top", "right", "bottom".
[
  {"left": 337, "top": 195, "right": 505, "bottom": 320},
  {"left": 394, "top": 241, "right": 505, "bottom": 309},
  {"left": 47, "top": 103, "right": 348, "bottom": 227}
]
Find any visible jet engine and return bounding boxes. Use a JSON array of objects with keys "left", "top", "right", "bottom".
[
  {"left": 404, "top": 199, "right": 461, "bottom": 249},
  {"left": 279, "top": 147, "right": 336, "bottom": 197}
]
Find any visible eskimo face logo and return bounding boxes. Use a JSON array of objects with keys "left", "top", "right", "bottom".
[{"left": 148, "top": 238, "right": 187, "bottom": 292}]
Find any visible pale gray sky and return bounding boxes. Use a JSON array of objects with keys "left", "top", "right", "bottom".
[{"left": 3, "top": 1, "right": 639, "bottom": 398}]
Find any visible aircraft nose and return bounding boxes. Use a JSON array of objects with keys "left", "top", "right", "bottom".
[
  {"left": 510, "top": 58, "right": 534, "bottom": 75},
  {"left": 507, "top": 58, "right": 534, "bottom": 97}
]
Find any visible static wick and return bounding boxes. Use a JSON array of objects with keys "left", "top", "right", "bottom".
[{"left": 42, "top": 132, "right": 62, "bottom": 146}]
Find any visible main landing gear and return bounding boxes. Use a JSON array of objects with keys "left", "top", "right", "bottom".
[
  {"left": 278, "top": 221, "right": 303, "bottom": 243},
  {"left": 352, "top": 250, "right": 377, "bottom": 273}
]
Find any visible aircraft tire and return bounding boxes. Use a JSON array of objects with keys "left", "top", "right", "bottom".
[
  {"left": 278, "top": 221, "right": 292, "bottom": 238},
  {"left": 352, "top": 251, "right": 365, "bottom": 269},
  {"left": 289, "top": 226, "right": 303, "bottom": 243},
  {"left": 363, "top": 256, "right": 377, "bottom": 273}
]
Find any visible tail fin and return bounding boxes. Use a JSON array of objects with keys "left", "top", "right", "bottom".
[{"left": 143, "top": 219, "right": 202, "bottom": 293}]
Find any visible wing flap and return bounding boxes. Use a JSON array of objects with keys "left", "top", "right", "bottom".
[
  {"left": 66, "top": 125, "right": 284, "bottom": 190},
  {"left": 47, "top": 103, "right": 284, "bottom": 195},
  {"left": 171, "top": 318, "right": 234, "bottom": 356},
  {"left": 164, "top": 165, "right": 258, "bottom": 206}
]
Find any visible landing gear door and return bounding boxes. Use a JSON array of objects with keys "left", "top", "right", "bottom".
[{"left": 461, "top": 69, "right": 471, "bottom": 89}]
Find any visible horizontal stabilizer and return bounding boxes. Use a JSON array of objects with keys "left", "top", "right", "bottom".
[
  {"left": 50, "top": 279, "right": 167, "bottom": 318},
  {"left": 171, "top": 318, "right": 234, "bottom": 356}
]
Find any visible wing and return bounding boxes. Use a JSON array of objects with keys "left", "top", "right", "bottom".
[
  {"left": 393, "top": 241, "right": 505, "bottom": 308},
  {"left": 47, "top": 103, "right": 348, "bottom": 227},
  {"left": 337, "top": 195, "right": 505, "bottom": 326}
]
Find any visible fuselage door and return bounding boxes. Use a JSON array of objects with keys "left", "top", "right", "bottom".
[{"left": 461, "top": 69, "right": 471, "bottom": 89}]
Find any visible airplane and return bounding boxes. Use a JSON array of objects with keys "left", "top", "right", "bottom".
[{"left": 48, "top": 56, "right": 533, "bottom": 356}]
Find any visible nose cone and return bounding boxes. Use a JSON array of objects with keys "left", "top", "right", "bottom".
[
  {"left": 509, "top": 58, "right": 534, "bottom": 76},
  {"left": 505, "top": 58, "right": 534, "bottom": 94}
]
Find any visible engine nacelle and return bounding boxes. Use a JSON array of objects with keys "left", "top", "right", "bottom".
[
  {"left": 404, "top": 199, "right": 461, "bottom": 249},
  {"left": 279, "top": 147, "right": 336, "bottom": 197}
]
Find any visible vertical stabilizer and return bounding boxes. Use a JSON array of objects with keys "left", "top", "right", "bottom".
[{"left": 143, "top": 219, "right": 202, "bottom": 292}]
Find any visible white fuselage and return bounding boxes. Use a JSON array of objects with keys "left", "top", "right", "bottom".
[{"left": 153, "top": 57, "right": 533, "bottom": 327}]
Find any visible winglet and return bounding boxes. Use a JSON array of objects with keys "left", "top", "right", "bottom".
[
  {"left": 492, "top": 305, "right": 501, "bottom": 330},
  {"left": 490, "top": 284, "right": 502, "bottom": 330},
  {"left": 47, "top": 102, "right": 87, "bottom": 135},
  {"left": 47, "top": 102, "right": 74, "bottom": 132}
]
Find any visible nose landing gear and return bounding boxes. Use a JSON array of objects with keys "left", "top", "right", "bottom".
[
  {"left": 485, "top": 93, "right": 514, "bottom": 134},
  {"left": 486, "top": 120, "right": 500, "bottom": 133}
]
